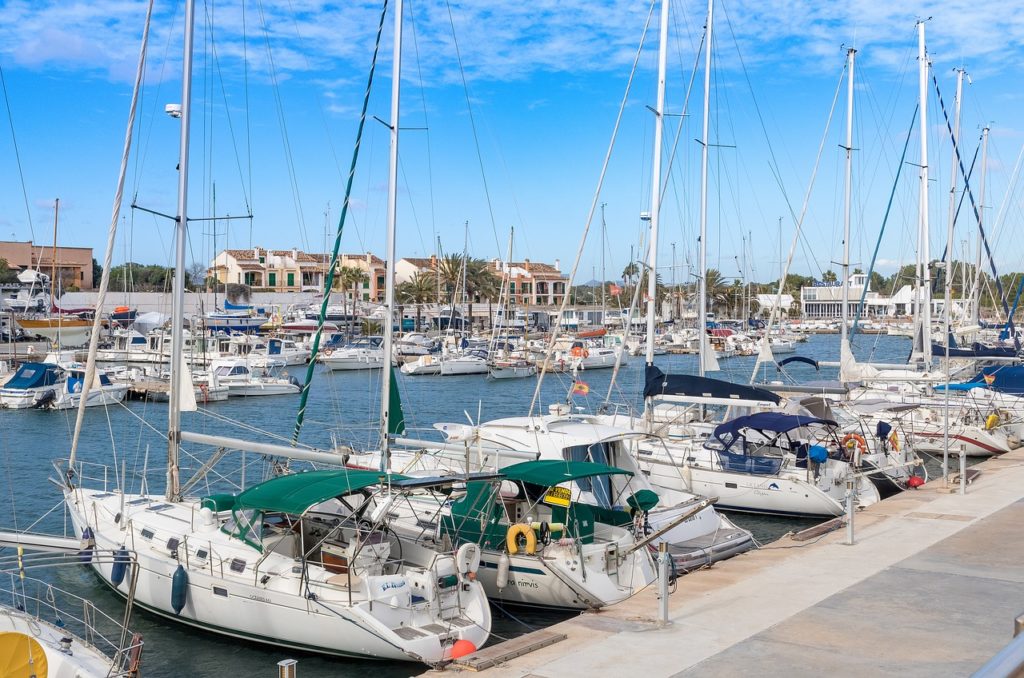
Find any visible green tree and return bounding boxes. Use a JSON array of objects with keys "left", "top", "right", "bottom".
[
  {"left": 396, "top": 271, "right": 436, "bottom": 332},
  {"left": 92, "top": 258, "right": 102, "bottom": 289},
  {"left": 464, "top": 258, "right": 500, "bottom": 332},
  {"left": 622, "top": 261, "right": 640, "bottom": 286},
  {"left": 0, "top": 258, "right": 17, "bottom": 284},
  {"left": 704, "top": 268, "right": 728, "bottom": 314},
  {"left": 821, "top": 269, "right": 838, "bottom": 283},
  {"left": 336, "top": 266, "right": 368, "bottom": 337}
]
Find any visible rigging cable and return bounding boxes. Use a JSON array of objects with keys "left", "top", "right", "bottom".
[
  {"left": 292, "top": 0, "right": 390, "bottom": 444},
  {"left": 443, "top": 0, "right": 503, "bottom": 256},
  {"left": 529, "top": 0, "right": 658, "bottom": 416},
  {"left": 0, "top": 63, "right": 36, "bottom": 244}
]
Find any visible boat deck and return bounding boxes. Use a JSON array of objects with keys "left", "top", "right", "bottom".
[{"left": 440, "top": 447, "right": 1024, "bottom": 676}]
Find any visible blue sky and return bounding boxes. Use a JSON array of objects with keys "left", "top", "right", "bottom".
[{"left": 1, "top": 0, "right": 1023, "bottom": 289}]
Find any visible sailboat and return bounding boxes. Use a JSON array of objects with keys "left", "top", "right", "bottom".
[
  {"left": 58, "top": 0, "right": 489, "bottom": 663},
  {"left": 15, "top": 200, "right": 93, "bottom": 347}
]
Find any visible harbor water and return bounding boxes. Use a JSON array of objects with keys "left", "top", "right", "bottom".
[{"left": 0, "top": 332, "right": 914, "bottom": 676}]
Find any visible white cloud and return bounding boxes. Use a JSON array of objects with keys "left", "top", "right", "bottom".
[{"left": 2, "top": 0, "right": 1021, "bottom": 90}]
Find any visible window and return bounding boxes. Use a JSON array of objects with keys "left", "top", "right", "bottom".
[
  {"left": 287, "top": 273, "right": 294, "bottom": 287},
  {"left": 259, "top": 256, "right": 265, "bottom": 264},
  {"left": 376, "top": 275, "right": 384, "bottom": 289},
  {"left": 564, "top": 443, "right": 613, "bottom": 508},
  {"left": 362, "top": 281, "right": 369, "bottom": 289},
  {"left": 269, "top": 272, "right": 277, "bottom": 287}
]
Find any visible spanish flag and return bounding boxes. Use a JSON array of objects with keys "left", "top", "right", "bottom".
[
  {"left": 572, "top": 381, "right": 590, "bottom": 396},
  {"left": 983, "top": 373, "right": 996, "bottom": 386}
]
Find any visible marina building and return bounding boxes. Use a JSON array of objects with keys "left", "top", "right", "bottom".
[
  {"left": 490, "top": 258, "right": 568, "bottom": 306},
  {"left": 208, "top": 248, "right": 386, "bottom": 300},
  {"left": 799, "top": 273, "right": 958, "bottom": 318},
  {"left": 0, "top": 240, "right": 94, "bottom": 289}
]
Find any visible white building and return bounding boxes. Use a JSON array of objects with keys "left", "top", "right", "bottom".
[{"left": 800, "top": 273, "right": 961, "bottom": 318}]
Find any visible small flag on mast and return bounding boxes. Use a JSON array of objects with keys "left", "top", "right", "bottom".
[
  {"left": 571, "top": 381, "right": 590, "bottom": 396},
  {"left": 983, "top": 373, "right": 996, "bottom": 385}
]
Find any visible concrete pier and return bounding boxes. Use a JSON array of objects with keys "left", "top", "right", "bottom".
[{"left": 450, "top": 449, "right": 1024, "bottom": 676}]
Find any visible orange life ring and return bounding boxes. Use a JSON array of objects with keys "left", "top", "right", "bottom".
[
  {"left": 571, "top": 346, "right": 584, "bottom": 357},
  {"left": 841, "top": 433, "right": 867, "bottom": 453}
]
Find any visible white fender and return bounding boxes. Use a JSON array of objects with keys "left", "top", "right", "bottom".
[
  {"left": 456, "top": 542, "right": 481, "bottom": 576},
  {"left": 496, "top": 552, "right": 510, "bottom": 591}
]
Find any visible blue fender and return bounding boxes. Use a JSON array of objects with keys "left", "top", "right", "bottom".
[
  {"left": 171, "top": 564, "right": 189, "bottom": 615},
  {"left": 111, "top": 547, "right": 130, "bottom": 586}
]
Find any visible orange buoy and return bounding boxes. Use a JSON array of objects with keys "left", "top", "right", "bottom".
[{"left": 451, "top": 639, "right": 477, "bottom": 659}]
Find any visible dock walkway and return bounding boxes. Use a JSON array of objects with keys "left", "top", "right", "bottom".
[{"left": 446, "top": 449, "right": 1024, "bottom": 676}]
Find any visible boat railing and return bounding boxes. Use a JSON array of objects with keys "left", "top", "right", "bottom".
[{"left": 0, "top": 571, "right": 143, "bottom": 676}]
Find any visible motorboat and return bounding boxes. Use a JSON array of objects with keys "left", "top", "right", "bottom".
[
  {"left": 46, "top": 364, "right": 129, "bottom": 410},
  {"left": 439, "top": 350, "right": 489, "bottom": 376},
  {"left": 248, "top": 337, "right": 311, "bottom": 367},
  {"left": 319, "top": 336, "right": 385, "bottom": 371},
  {"left": 486, "top": 358, "right": 536, "bottom": 380},
  {"left": 0, "top": 362, "right": 65, "bottom": 409},
  {"left": 401, "top": 353, "right": 443, "bottom": 375},
  {"left": 206, "top": 358, "right": 300, "bottom": 397}
]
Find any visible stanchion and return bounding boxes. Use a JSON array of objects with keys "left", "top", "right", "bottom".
[
  {"left": 278, "top": 659, "right": 298, "bottom": 678},
  {"left": 657, "top": 542, "right": 670, "bottom": 626},
  {"left": 959, "top": 444, "right": 967, "bottom": 496},
  {"left": 845, "top": 476, "right": 855, "bottom": 545}
]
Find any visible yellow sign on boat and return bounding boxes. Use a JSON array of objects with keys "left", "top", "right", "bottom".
[{"left": 542, "top": 486, "right": 571, "bottom": 507}]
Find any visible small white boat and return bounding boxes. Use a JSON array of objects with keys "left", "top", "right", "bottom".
[
  {"left": 47, "top": 365, "right": 129, "bottom": 410},
  {"left": 207, "top": 359, "right": 300, "bottom": 397},
  {"left": 320, "top": 336, "right": 385, "bottom": 371},
  {"left": 248, "top": 337, "right": 310, "bottom": 367},
  {"left": 0, "top": 362, "right": 65, "bottom": 408},
  {"left": 439, "top": 351, "right": 489, "bottom": 376},
  {"left": 401, "top": 353, "right": 442, "bottom": 375},
  {"left": 486, "top": 358, "right": 536, "bottom": 379}
]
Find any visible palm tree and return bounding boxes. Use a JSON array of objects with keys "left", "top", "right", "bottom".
[
  {"left": 704, "top": 268, "right": 728, "bottom": 315},
  {"left": 464, "top": 259, "right": 500, "bottom": 333},
  {"left": 396, "top": 271, "right": 436, "bottom": 332},
  {"left": 335, "top": 266, "right": 368, "bottom": 337},
  {"left": 622, "top": 261, "right": 640, "bottom": 286}
]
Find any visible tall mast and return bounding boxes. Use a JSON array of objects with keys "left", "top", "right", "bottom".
[
  {"left": 840, "top": 48, "right": 855, "bottom": 351},
  {"left": 643, "top": 0, "right": 669, "bottom": 367},
  {"left": 378, "top": 0, "right": 403, "bottom": 470},
  {"left": 972, "top": 126, "right": 989, "bottom": 325},
  {"left": 50, "top": 198, "right": 60, "bottom": 328},
  {"left": 944, "top": 68, "right": 965, "bottom": 337},
  {"left": 916, "top": 20, "right": 933, "bottom": 365},
  {"left": 697, "top": 0, "right": 714, "bottom": 376},
  {"left": 166, "top": 0, "right": 196, "bottom": 502},
  {"left": 600, "top": 202, "right": 607, "bottom": 323}
]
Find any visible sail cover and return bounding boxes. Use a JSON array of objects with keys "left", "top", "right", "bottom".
[{"left": 643, "top": 365, "right": 781, "bottom": 404}]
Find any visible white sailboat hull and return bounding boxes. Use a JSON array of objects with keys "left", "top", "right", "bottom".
[{"left": 65, "top": 488, "right": 490, "bottom": 664}]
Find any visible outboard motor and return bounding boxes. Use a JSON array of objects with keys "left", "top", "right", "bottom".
[
  {"left": 33, "top": 389, "right": 57, "bottom": 409},
  {"left": 288, "top": 375, "right": 301, "bottom": 388}
]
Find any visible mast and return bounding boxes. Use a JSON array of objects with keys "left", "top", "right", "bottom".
[
  {"left": 915, "top": 20, "right": 933, "bottom": 365},
  {"left": 166, "top": 0, "right": 196, "bottom": 502},
  {"left": 50, "top": 199, "right": 60, "bottom": 344},
  {"left": 644, "top": 0, "right": 669, "bottom": 367},
  {"left": 600, "top": 202, "right": 607, "bottom": 324},
  {"left": 697, "top": 0, "right": 715, "bottom": 376},
  {"left": 972, "top": 126, "right": 989, "bottom": 325},
  {"left": 944, "top": 68, "right": 965, "bottom": 337},
  {"left": 840, "top": 48, "right": 855, "bottom": 352},
  {"left": 378, "top": 0, "right": 403, "bottom": 471}
]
